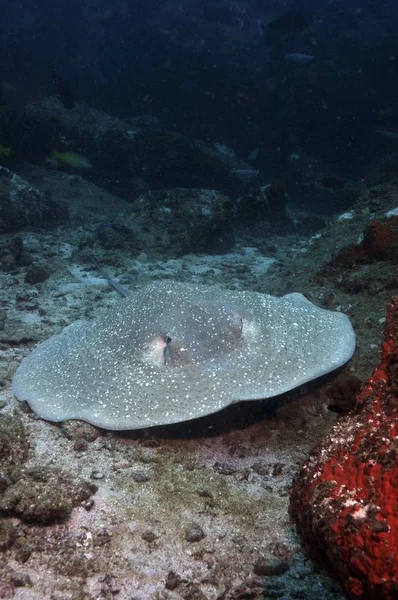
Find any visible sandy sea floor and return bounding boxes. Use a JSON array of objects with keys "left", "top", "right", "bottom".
[{"left": 1, "top": 167, "right": 397, "bottom": 600}]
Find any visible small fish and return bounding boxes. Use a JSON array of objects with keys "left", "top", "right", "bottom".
[
  {"left": 377, "top": 108, "right": 393, "bottom": 120},
  {"left": 0, "top": 145, "right": 11, "bottom": 157},
  {"left": 230, "top": 168, "right": 260, "bottom": 181},
  {"left": 284, "top": 52, "right": 315, "bottom": 63},
  {"left": 248, "top": 148, "right": 261, "bottom": 161},
  {"left": 375, "top": 129, "right": 398, "bottom": 140},
  {"left": 267, "top": 11, "right": 312, "bottom": 35},
  {"left": 51, "top": 150, "right": 93, "bottom": 168},
  {"left": 91, "top": 256, "right": 130, "bottom": 298}
]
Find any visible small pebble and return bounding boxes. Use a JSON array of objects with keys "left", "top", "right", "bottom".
[
  {"left": 245, "top": 576, "right": 266, "bottom": 588},
  {"left": 272, "top": 463, "right": 284, "bottom": 476},
  {"left": 213, "top": 461, "right": 236, "bottom": 475},
  {"left": 253, "top": 558, "right": 290, "bottom": 577},
  {"left": 90, "top": 470, "right": 105, "bottom": 480},
  {"left": 0, "top": 521, "right": 16, "bottom": 550},
  {"left": 185, "top": 524, "right": 205, "bottom": 543},
  {"left": 82, "top": 499, "right": 95, "bottom": 511},
  {"left": 10, "top": 572, "right": 31, "bottom": 587},
  {"left": 15, "top": 540, "right": 32, "bottom": 563},
  {"left": 132, "top": 472, "right": 149, "bottom": 483},
  {"left": 18, "top": 250, "right": 33, "bottom": 266},
  {"left": 24, "top": 265, "right": 51, "bottom": 285},
  {"left": 252, "top": 461, "right": 270, "bottom": 476},
  {"left": 74, "top": 439, "right": 89, "bottom": 452},
  {"left": 141, "top": 530, "right": 157, "bottom": 543},
  {"left": 0, "top": 473, "right": 9, "bottom": 493},
  {"left": 165, "top": 570, "right": 181, "bottom": 590},
  {"left": 113, "top": 461, "right": 132, "bottom": 471}
]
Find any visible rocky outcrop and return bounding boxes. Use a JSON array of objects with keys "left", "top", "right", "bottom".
[
  {"left": 0, "top": 166, "right": 68, "bottom": 233},
  {"left": 23, "top": 97, "right": 262, "bottom": 200},
  {"left": 365, "top": 153, "right": 398, "bottom": 186},
  {"left": 285, "top": 152, "right": 360, "bottom": 213},
  {"left": 235, "top": 181, "right": 292, "bottom": 233},
  {"left": 329, "top": 216, "right": 398, "bottom": 268},
  {"left": 290, "top": 297, "right": 398, "bottom": 599},
  {"left": 127, "top": 187, "right": 235, "bottom": 256}
]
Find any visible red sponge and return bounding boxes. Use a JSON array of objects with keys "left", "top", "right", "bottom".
[{"left": 290, "top": 296, "right": 398, "bottom": 600}]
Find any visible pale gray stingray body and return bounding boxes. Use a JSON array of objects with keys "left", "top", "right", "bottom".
[{"left": 12, "top": 281, "right": 356, "bottom": 430}]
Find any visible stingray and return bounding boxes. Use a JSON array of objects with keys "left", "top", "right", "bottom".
[{"left": 12, "top": 280, "right": 356, "bottom": 430}]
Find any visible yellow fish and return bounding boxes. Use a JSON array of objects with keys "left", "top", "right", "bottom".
[
  {"left": 0, "top": 145, "right": 11, "bottom": 157},
  {"left": 51, "top": 150, "right": 92, "bottom": 169},
  {"left": 377, "top": 108, "right": 393, "bottom": 120}
]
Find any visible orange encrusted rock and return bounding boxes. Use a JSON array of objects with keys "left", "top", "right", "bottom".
[
  {"left": 331, "top": 216, "right": 398, "bottom": 269},
  {"left": 290, "top": 296, "right": 398, "bottom": 600}
]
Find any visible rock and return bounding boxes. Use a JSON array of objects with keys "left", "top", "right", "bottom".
[
  {"left": 285, "top": 152, "right": 360, "bottom": 213},
  {"left": 236, "top": 181, "right": 288, "bottom": 227},
  {"left": 253, "top": 558, "right": 290, "bottom": 577},
  {"left": 95, "top": 223, "right": 137, "bottom": 251},
  {"left": 185, "top": 524, "right": 205, "bottom": 543},
  {"left": 0, "top": 166, "right": 68, "bottom": 233},
  {"left": 0, "top": 415, "right": 29, "bottom": 478},
  {"left": 141, "top": 530, "right": 157, "bottom": 543},
  {"left": 10, "top": 572, "right": 32, "bottom": 587},
  {"left": 165, "top": 571, "right": 181, "bottom": 590},
  {"left": 132, "top": 131, "right": 262, "bottom": 199},
  {"left": 329, "top": 217, "right": 398, "bottom": 270},
  {"left": 0, "top": 236, "right": 24, "bottom": 271},
  {"left": 362, "top": 217, "right": 398, "bottom": 259},
  {"left": 82, "top": 498, "right": 94, "bottom": 511},
  {"left": 0, "top": 475, "right": 72, "bottom": 522},
  {"left": 132, "top": 472, "right": 149, "bottom": 483},
  {"left": 15, "top": 538, "right": 33, "bottom": 563},
  {"left": 365, "top": 153, "right": 398, "bottom": 186},
  {"left": 73, "top": 438, "right": 89, "bottom": 452},
  {"left": 0, "top": 520, "right": 17, "bottom": 550},
  {"left": 213, "top": 461, "right": 237, "bottom": 475},
  {"left": 60, "top": 420, "right": 101, "bottom": 442},
  {"left": 0, "top": 581, "right": 14, "bottom": 598},
  {"left": 23, "top": 97, "right": 262, "bottom": 200},
  {"left": 127, "top": 187, "right": 235, "bottom": 256},
  {"left": 24, "top": 265, "right": 51, "bottom": 285},
  {"left": 326, "top": 375, "right": 362, "bottom": 413},
  {"left": 90, "top": 470, "right": 105, "bottom": 480},
  {"left": 0, "top": 466, "right": 97, "bottom": 523},
  {"left": 0, "top": 473, "right": 9, "bottom": 491},
  {"left": 290, "top": 296, "right": 398, "bottom": 600}
]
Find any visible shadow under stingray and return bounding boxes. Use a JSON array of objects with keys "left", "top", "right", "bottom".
[{"left": 116, "top": 370, "right": 341, "bottom": 441}]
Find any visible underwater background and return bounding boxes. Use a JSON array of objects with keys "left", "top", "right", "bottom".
[
  {"left": 2, "top": 0, "right": 398, "bottom": 178},
  {"left": 0, "top": 1, "right": 397, "bottom": 599}
]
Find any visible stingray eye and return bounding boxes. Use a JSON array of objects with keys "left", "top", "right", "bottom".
[
  {"left": 230, "top": 314, "right": 243, "bottom": 331},
  {"left": 163, "top": 336, "right": 172, "bottom": 365}
]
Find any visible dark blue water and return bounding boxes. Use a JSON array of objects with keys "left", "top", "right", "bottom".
[{"left": 1, "top": 0, "right": 398, "bottom": 179}]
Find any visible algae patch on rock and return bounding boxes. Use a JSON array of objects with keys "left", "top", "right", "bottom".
[
  {"left": 0, "top": 416, "right": 95, "bottom": 523},
  {"left": 0, "top": 414, "right": 29, "bottom": 477},
  {"left": 0, "top": 466, "right": 96, "bottom": 523}
]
